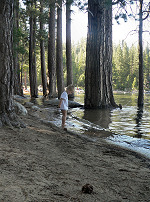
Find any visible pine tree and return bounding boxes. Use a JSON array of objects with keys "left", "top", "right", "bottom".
[
  {"left": 66, "top": 0, "right": 73, "bottom": 88},
  {"left": 13, "top": 0, "right": 23, "bottom": 95},
  {"left": 56, "top": 0, "right": 64, "bottom": 98},
  {"left": 0, "top": 0, "right": 25, "bottom": 127},
  {"left": 29, "top": 0, "right": 38, "bottom": 98},
  {"left": 48, "top": 0, "right": 56, "bottom": 98},
  {"left": 40, "top": 0, "right": 47, "bottom": 96},
  {"left": 85, "top": 0, "right": 118, "bottom": 108}
]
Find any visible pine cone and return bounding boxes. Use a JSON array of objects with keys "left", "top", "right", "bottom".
[{"left": 82, "top": 184, "right": 93, "bottom": 194}]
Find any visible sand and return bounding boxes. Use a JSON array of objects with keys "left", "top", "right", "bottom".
[{"left": 0, "top": 106, "right": 150, "bottom": 202}]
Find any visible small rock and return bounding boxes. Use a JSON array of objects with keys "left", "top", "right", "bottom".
[
  {"left": 0, "top": 120, "right": 2, "bottom": 128},
  {"left": 13, "top": 101, "right": 28, "bottom": 116},
  {"left": 32, "top": 106, "right": 40, "bottom": 110},
  {"left": 44, "top": 98, "right": 83, "bottom": 108},
  {"left": 24, "top": 102, "right": 34, "bottom": 108}
]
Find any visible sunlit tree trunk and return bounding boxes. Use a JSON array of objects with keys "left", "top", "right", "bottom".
[
  {"left": 48, "top": 0, "right": 56, "bottom": 98},
  {"left": 56, "top": 0, "right": 64, "bottom": 98},
  {"left": 66, "top": 0, "right": 73, "bottom": 86},
  {"left": 40, "top": 0, "right": 47, "bottom": 96},
  {"left": 66, "top": 0, "right": 74, "bottom": 98}
]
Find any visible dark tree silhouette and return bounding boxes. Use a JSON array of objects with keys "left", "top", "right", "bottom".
[{"left": 138, "top": 0, "right": 150, "bottom": 107}]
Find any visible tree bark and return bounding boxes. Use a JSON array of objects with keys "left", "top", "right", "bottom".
[
  {"left": 85, "top": 0, "right": 104, "bottom": 108},
  {"left": 13, "top": 0, "right": 23, "bottom": 96},
  {"left": 66, "top": 0, "right": 73, "bottom": 86},
  {"left": 138, "top": 0, "right": 144, "bottom": 108},
  {"left": 40, "top": 0, "right": 47, "bottom": 97},
  {"left": 0, "top": 0, "right": 25, "bottom": 127},
  {"left": 104, "top": 2, "right": 117, "bottom": 107},
  {"left": 85, "top": 0, "right": 118, "bottom": 108},
  {"left": 56, "top": 0, "right": 64, "bottom": 99},
  {"left": 29, "top": 1, "right": 38, "bottom": 98},
  {"left": 66, "top": 0, "right": 74, "bottom": 99},
  {"left": 48, "top": 0, "right": 56, "bottom": 98}
]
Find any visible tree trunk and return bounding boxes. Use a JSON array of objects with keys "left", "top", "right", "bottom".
[
  {"left": 104, "top": 2, "right": 117, "bottom": 107},
  {"left": 40, "top": 0, "right": 47, "bottom": 97},
  {"left": 138, "top": 0, "right": 144, "bottom": 108},
  {"left": 29, "top": 1, "right": 38, "bottom": 98},
  {"left": 56, "top": 0, "right": 64, "bottom": 99},
  {"left": 13, "top": 0, "right": 23, "bottom": 96},
  {"left": 66, "top": 0, "right": 74, "bottom": 99},
  {"left": 66, "top": 0, "right": 73, "bottom": 86},
  {"left": 48, "top": 0, "right": 56, "bottom": 98},
  {"left": 85, "top": 0, "right": 118, "bottom": 108},
  {"left": 0, "top": 0, "right": 25, "bottom": 127}
]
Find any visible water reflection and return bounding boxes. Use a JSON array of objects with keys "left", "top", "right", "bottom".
[
  {"left": 83, "top": 108, "right": 111, "bottom": 129},
  {"left": 135, "top": 107, "right": 143, "bottom": 138},
  {"left": 30, "top": 96, "right": 45, "bottom": 105},
  {"left": 74, "top": 93, "right": 150, "bottom": 140}
]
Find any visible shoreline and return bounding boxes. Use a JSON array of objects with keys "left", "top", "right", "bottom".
[
  {"left": 48, "top": 106, "right": 150, "bottom": 160},
  {"left": 14, "top": 95, "right": 150, "bottom": 160}
]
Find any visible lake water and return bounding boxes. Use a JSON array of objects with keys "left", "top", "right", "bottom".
[
  {"left": 71, "top": 92, "right": 150, "bottom": 159},
  {"left": 23, "top": 92, "right": 150, "bottom": 159}
]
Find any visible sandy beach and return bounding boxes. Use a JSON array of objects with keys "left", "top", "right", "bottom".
[{"left": 0, "top": 105, "right": 150, "bottom": 202}]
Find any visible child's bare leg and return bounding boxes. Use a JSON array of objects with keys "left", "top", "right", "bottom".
[{"left": 61, "top": 110, "right": 67, "bottom": 128}]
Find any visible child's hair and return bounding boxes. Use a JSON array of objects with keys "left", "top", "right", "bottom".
[{"left": 66, "top": 84, "right": 74, "bottom": 92}]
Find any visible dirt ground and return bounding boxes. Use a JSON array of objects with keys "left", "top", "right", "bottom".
[{"left": 0, "top": 105, "right": 150, "bottom": 202}]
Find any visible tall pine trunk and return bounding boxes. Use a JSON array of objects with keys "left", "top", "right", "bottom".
[
  {"left": 85, "top": 0, "right": 104, "bottom": 108},
  {"left": 0, "top": 0, "right": 14, "bottom": 117},
  {"left": 66, "top": 0, "right": 73, "bottom": 86},
  {"left": 0, "top": 0, "right": 25, "bottom": 127},
  {"left": 85, "top": 0, "right": 118, "bottom": 108},
  {"left": 138, "top": 0, "right": 144, "bottom": 107},
  {"left": 56, "top": 0, "right": 64, "bottom": 98},
  {"left": 40, "top": 0, "right": 47, "bottom": 97},
  {"left": 29, "top": 1, "right": 38, "bottom": 98},
  {"left": 13, "top": 0, "right": 22, "bottom": 95},
  {"left": 104, "top": 2, "right": 117, "bottom": 107},
  {"left": 48, "top": 1, "right": 56, "bottom": 98}
]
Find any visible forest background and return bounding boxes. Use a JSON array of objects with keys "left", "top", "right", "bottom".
[
  {"left": 22, "top": 39, "right": 150, "bottom": 92},
  {"left": 17, "top": 0, "right": 150, "bottom": 94}
]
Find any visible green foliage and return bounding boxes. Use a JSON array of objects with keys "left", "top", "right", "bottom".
[
  {"left": 143, "top": 46, "right": 150, "bottom": 90},
  {"left": 62, "top": 38, "right": 86, "bottom": 88},
  {"left": 132, "top": 77, "right": 137, "bottom": 90},
  {"left": 72, "top": 38, "right": 86, "bottom": 87},
  {"left": 63, "top": 38, "right": 150, "bottom": 92},
  {"left": 112, "top": 42, "right": 150, "bottom": 92}
]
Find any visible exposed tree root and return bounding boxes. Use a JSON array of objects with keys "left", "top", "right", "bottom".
[{"left": 0, "top": 112, "right": 26, "bottom": 128}]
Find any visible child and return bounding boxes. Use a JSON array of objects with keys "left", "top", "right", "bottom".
[{"left": 58, "top": 85, "right": 74, "bottom": 130}]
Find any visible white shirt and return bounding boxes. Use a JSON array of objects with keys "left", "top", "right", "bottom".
[{"left": 60, "top": 91, "right": 68, "bottom": 110}]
